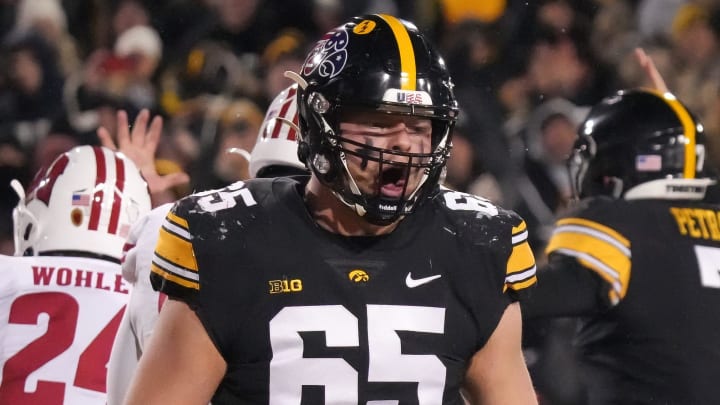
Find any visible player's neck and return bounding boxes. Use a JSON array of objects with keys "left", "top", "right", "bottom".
[{"left": 304, "top": 176, "right": 400, "bottom": 236}]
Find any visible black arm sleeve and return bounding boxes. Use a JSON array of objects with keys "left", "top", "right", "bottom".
[{"left": 521, "top": 255, "right": 608, "bottom": 320}]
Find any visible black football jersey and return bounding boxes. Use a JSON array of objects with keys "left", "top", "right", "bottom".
[
  {"left": 545, "top": 196, "right": 720, "bottom": 404},
  {"left": 150, "top": 177, "right": 536, "bottom": 404}
]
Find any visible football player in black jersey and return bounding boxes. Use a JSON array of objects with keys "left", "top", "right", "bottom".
[
  {"left": 523, "top": 88, "right": 720, "bottom": 404},
  {"left": 123, "top": 14, "right": 538, "bottom": 405}
]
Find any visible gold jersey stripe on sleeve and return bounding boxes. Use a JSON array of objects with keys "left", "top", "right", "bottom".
[
  {"left": 503, "top": 272, "right": 538, "bottom": 293},
  {"left": 167, "top": 210, "right": 189, "bottom": 230},
  {"left": 507, "top": 240, "right": 535, "bottom": 275},
  {"left": 504, "top": 263, "right": 538, "bottom": 293},
  {"left": 512, "top": 220, "right": 527, "bottom": 234},
  {"left": 153, "top": 250, "right": 199, "bottom": 282},
  {"left": 511, "top": 220, "right": 529, "bottom": 246},
  {"left": 546, "top": 218, "right": 631, "bottom": 304},
  {"left": 555, "top": 218, "right": 630, "bottom": 248},
  {"left": 377, "top": 14, "right": 416, "bottom": 90},
  {"left": 505, "top": 229, "right": 537, "bottom": 292},
  {"left": 151, "top": 262, "right": 199, "bottom": 290},
  {"left": 154, "top": 225, "right": 198, "bottom": 273}
]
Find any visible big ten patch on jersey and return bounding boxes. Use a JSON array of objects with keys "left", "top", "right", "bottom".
[{"left": 0, "top": 254, "right": 129, "bottom": 404}]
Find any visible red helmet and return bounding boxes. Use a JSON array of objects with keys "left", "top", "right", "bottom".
[
  {"left": 249, "top": 84, "right": 307, "bottom": 178},
  {"left": 13, "top": 145, "right": 151, "bottom": 261}
]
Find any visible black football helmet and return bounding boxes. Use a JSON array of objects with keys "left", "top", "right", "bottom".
[
  {"left": 571, "top": 88, "right": 715, "bottom": 200},
  {"left": 289, "top": 14, "right": 459, "bottom": 224}
]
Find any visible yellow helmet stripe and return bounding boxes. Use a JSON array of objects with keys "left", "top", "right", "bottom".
[
  {"left": 378, "top": 14, "right": 416, "bottom": 90},
  {"left": 648, "top": 89, "right": 696, "bottom": 178}
]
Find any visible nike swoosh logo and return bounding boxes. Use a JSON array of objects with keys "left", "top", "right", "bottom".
[{"left": 405, "top": 273, "right": 442, "bottom": 288}]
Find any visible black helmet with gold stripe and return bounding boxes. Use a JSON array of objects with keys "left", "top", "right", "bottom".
[
  {"left": 289, "top": 14, "right": 459, "bottom": 224},
  {"left": 571, "top": 88, "right": 715, "bottom": 200}
]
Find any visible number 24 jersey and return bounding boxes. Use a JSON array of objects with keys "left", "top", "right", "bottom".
[
  {"left": 0, "top": 255, "right": 128, "bottom": 404},
  {"left": 150, "top": 177, "right": 537, "bottom": 404}
]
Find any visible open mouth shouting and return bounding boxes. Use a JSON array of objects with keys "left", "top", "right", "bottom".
[{"left": 379, "top": 166, "right": 410, "bottom": 198}]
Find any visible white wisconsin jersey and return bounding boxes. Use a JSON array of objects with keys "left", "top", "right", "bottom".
[
  {"left": 0, "top": 254, "right": 129, "bottom": 404},
  {"left": 107, "top": 203, "right": 171, "bottom": 405}
]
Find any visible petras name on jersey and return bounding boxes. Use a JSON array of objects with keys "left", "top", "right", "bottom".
[{"left": 670, "top": 207, "right": 720, "bottom": 241}]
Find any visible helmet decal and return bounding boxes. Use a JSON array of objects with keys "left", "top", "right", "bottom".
[
  {"left": 71, "top": 208, "right": 83, "bottom": 226},
  {"left": 353, "top": 20, "right": 376, "bottom": 35},
  {"left": 383, "top": 89, "right": 433, "bottom": 105},
  {"left": 635, "top": 155, "right": 663, "bottom": 172},
  {"left": 30, "top": 154, "right": 70, "bottom": 205},
  {"left": 302, "top": 30, "right": 349, "bottom": 79}
]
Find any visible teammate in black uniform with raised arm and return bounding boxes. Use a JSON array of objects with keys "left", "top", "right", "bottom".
[
  {"left": 123, "top": 14, "right": 538, "bottom": 405},
  {"left": 523, "top": 88, "right": 720, "bottom": 404}
]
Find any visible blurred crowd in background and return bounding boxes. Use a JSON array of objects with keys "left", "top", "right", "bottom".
[
  {"left": 1, "top": 0, "right": 719, "bottom": 262},
  {"left": 3, "top": 1, "right": 720, "bottom": 403}
]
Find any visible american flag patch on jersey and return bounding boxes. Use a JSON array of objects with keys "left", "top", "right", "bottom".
[
  {"left": 636, "top": 155, "right": 662, "bottom": 171},
  {"left": 72, "top": 193, "right": 90, "bottom": 206}
]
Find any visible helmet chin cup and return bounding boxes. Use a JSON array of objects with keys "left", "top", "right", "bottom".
[{"left": 363, "top": 195, "right": 405, "bottom": 225}]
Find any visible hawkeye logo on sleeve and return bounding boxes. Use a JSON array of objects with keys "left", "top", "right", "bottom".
[{"left": 269, "top": 278, "right": 303, "bottom": 294}]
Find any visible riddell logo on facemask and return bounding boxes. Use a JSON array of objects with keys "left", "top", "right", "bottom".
[{"left": 379, "top": 204, "right": 398, "bottom": 211}]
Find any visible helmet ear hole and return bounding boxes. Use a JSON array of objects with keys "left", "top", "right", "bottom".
[{"left": 23, "top": 223, "right": 33, "bottom": 241}]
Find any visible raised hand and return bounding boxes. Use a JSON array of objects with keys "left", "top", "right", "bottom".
[
  {"left": 98, "top": 109, "right": 190, "bottom": 205},
  {"left": 634, "top": 47, "right": 669, "bottom": 93}
]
